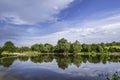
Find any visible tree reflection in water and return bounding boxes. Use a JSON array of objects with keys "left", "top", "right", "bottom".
[{"left": 0, "top": 54, "right": 120, "bottom": 70}]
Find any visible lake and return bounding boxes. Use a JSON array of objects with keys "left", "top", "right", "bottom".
[{"left": 0, "top": 54, "right": 120, "bottom": 80}]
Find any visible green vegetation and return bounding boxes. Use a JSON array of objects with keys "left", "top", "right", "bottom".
[
  {"left": 71, "top": 40, "right": 82, "bottom": 54},
  {"left": 2, "top": 41, "right": 17, "bottom": 53},
  {"left": 0, "top": 38, "right": 120, "bottom": 56},
  {"left": 55, "top": 38, "right": 70, "bottom": 53},
  {"left": 1, "top": 51, "right": 10, "bottom": 55},
  {"left": 0, "top": 47, "right": 3, "bottom": 55},
  {"left": 108, "top": 72, "right": 120, "bottom": 80},
  {"left": 21, "top": 51, "right": 39, "bottom": 57}
]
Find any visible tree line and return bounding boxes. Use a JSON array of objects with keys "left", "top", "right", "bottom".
[{"left": 0, "top": 38, "right": 120, "bottom": 55}]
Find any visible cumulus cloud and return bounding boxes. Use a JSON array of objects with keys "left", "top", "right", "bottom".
[{"left": 0, "top": 0, "right": 74, "bottom": 25}]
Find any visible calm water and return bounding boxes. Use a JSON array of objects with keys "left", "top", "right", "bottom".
[{"left": 0, "top": 54, "right": 120, "bottom": 80}]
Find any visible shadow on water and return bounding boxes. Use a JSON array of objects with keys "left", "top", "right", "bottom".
[{"left": 0, "top": 54, "right": 120, "bottom": 80}]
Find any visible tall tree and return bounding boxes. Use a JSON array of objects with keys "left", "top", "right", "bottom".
[
  {"left": 43, "top": 43, "right": 53, "bottom": 53},
  {"left": 71, "top": 40, "right": 81, "bottom": 54},
  {"left": 0, "top": 47, "right": 3, "bottom": 54},
  {"left": 31, "top": 44, "right": 44, "bottom": 53},
  {"left": 96, "top": 45, "right": 104, "bottom": 53},
  {"left": 3, "top": 41, "right": 16, "bottom": 53},
  {"left": 20, "top": 46, "right": 30, "bottom": 52},
  {"left": 56, "top": 38, "right": 70, "bottom": 53},
  {"left": 31, "top": 44, "right": 40, "bottom": 52}
]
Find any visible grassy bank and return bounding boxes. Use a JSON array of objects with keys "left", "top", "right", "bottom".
[{"left": 1, "top": 51, "right": 120, "bottom": 57}]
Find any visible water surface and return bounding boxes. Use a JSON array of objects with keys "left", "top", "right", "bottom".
[{"left": 0, "top": 54, "right": 120, "bottom": 80}]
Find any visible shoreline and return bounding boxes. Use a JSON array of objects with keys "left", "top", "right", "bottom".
[{"left": 1, "top": 52, "right": 120, "bottom": 57}]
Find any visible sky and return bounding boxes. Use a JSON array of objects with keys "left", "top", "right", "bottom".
[{"left": 0, "top": 0, "right": 120, "bottom": 46}]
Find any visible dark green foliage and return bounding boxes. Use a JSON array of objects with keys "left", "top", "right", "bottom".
[
  {"left": 96, "top": 45, "right": 104, "bottom": 53},
  {"left": 19, "top": 46, "right": 30, "bottom": 52},
  {"left": 108, "top": 72, "right": 120, "bottom": 80},
  {"left": 31, "top": 44, "right": 44, "bottom": 52},
  {"left": 71, "top": 40, "right": 81, "bottom": 54},
  {"left": 2, "top": 41, "right": 16, "bottom": 53},
  {"left": 106, "top": 42, "right": 120, "bottom": 46},
  {"left": 81, "top": 44, "right": 91, "bottom": 52},
  {"left": 18, "top": 56, "right": 29, "bottom": 62},
  {"left": 109, "top": 47, "right": 120, "bottom": 52},
  {"left": 55, "top": 38, "right": 70, "bottom": 53},
  {"left": 0, "top": 47, "right": 3, "bottom": 54},
  {"left": 43, "top": 43, "right": 53, "bottom": 53},
  {"left": 81, "top": 43, "right": 108, "bottom": 53},
  {"left": 1, "top": 57, "right": 17, "bottom": 67},
  {"left": 1, "top": 39, "right": 120, "bottom": 55}
]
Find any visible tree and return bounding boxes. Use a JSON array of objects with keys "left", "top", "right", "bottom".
[
  {"left": 43, "top": 43, "right": 53, "bottom": 53},
  {"left": 31, "top": 44, "right": 40, "bottom": 52},
  {"left": 56, "top": 38, "right": 70, "bottom": 53},
  {"left": 71, "top": 40, "right": 81, "bottom": 54},
  {"left": 109, "top": 47, "right": 120, "bottom": 52},
  {"left": 91, "top": 44, "right": 98, "bottom": 52},
  {"left": 96, "top": 45, "right": 104, "bottom": 53},
  {"left": 0, "top": 47, "right": 3, "bottom": 54},
  {"left": 31, "top": 44, "right": 44, "bottom": 53},
  {"left": 3, "top": 41, "right": 16, "bottom": 53},
  {"left": 111, "top": 41, "right": 116, "bottom": 46},
  {"left": 39, "top": 44, "right": 44, "bottom": 53},
  {"left": 20, "top": 46, "right": 30, "bottom": 52}
]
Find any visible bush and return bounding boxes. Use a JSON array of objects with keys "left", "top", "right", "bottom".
[{"left": 108, "top": 73, "right": 120, "bottom": 80}]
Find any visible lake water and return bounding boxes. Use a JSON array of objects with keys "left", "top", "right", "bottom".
[{"left": 0, "top": 54, "right": 120, "bottom": 80}]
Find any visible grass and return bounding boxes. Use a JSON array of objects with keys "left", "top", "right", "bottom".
[
  {"left": 1, "top": 51, "right": 13, "bottom": 55},
  {"left": 105, "top": 46, "right": 120, "bottom": 49},
  {"left": 21, "top": 51, "right": 39, "bottom": 57},
  {"left": 1, "top": 51, "right": 40, "bottom": 57},
  {"left": 112, "top": 46, "right": 120, "bottom": 49},
  {"left": 1, "top": 50, "right": 120, "bottom": 57}
]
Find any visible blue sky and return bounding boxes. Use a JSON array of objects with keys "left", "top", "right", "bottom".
[{"left": 0, "top": 0, "right": 120, "bottom": 46}]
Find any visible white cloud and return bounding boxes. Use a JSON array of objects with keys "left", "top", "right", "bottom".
[
  {"left": 0, "top": 0, "right": 74, "bottom": 24},
  {"left": 1, "top": 14, "right": 28, "bottom": 25},
  {"left": 15, "top": 14, "right": 120, "bottom": 46},
  {"left": 1, "top": 9, "right": 120, "bottom": 46},
  {"left": 15, "top": 25, "right": 120, "bottom": 46}
]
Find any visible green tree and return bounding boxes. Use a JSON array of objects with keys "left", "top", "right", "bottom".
[
  {"left": 39, "top": 44, "right": 44, "bottom": 53},
  {"left": 43, "top": 43, "right": 53, "bottom": 53},
  {"left": 97, "top": 45, "right": 104, "bottom": 53},
  {"left": 20, "top": 46, "right": 30, "bottom": 52},
  {"left": 31, "top": 44, "right": 40, "bottom": 52},
  {"left": 71, "top": 40, "right": 81, "bottom": 54},
  {"left": 56, "top": 38, "right": 70, "bottom": 53},
  {"left": 91, "top": 44, "right": 98, "bottom": 52},
  {"left": 81, "top": 44, "right": 91, "bottom": 52},
  {"left": 31, "top": 44, "right": 44, "bottom": 53},
  {"left": 0, "top": 47, "right": 3, "bottom": 54},
  {"left": 3, "top": 41, "right": 16, "bottom": 53},
  {"left": 111, "top": 41, "right": 116, "bottom": 46}
]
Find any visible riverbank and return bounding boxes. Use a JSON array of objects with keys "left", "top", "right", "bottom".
[{"left": 1, "top": 52, "right": 120, "bottom": 57}]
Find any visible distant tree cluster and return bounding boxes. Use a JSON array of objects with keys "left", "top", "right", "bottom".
[{"left": 0, "top": 38, "right": 120, "bottom": 54}]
